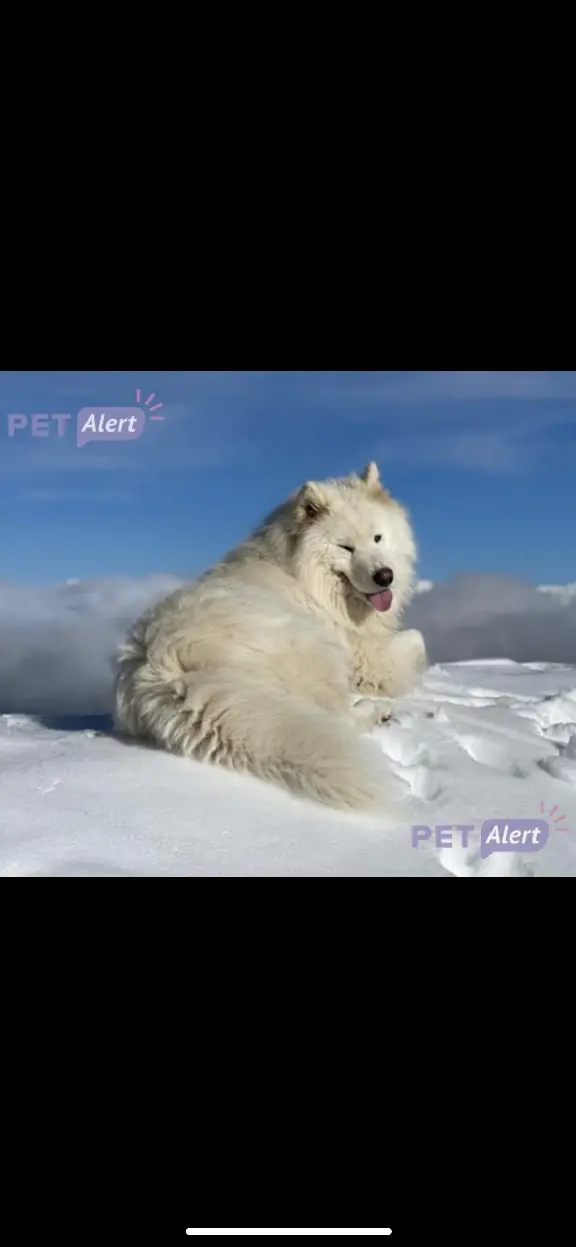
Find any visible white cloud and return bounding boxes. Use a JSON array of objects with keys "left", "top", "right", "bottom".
[
  {"left": 539, "top": 583, "right": 576, "bottom": 605},
  {"left": 0, "top": 573, "right": 575, "bottom": 721},
  {"left": 407, "top": 575, "right": 576, "bottom": 664},
  {"left": 0, "top": 576, "right": 182, "bottom": 718}
]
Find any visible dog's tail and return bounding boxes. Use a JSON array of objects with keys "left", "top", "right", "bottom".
[
  {"left": 244, "top": 696, "right": 391, "bottom": 812},
  {"left": 116, "top": 654, "right": 390, "bottom": 813}
]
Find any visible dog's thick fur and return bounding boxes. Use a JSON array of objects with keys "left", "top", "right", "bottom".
[{"left": 115, "top": 464, "right": 426, "bottom": 811}]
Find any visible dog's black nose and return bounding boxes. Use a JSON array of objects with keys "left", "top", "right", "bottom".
[{"left": 373, "top": 567, "right": 394, "bottom": 588}]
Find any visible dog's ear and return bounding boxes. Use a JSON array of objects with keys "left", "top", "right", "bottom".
[
  {"left": 296, "top": 481, "right": 330, "bottom": 522},
  {"left": 361, "top": 461, "right": 381, "bottom": 489},
  {"left": 361, "top": 461, "right": 389, "bottom": 497}
]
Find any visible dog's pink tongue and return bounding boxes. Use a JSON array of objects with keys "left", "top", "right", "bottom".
[{"left": 368, "top": 590, "right": 393, "bottom": 612}]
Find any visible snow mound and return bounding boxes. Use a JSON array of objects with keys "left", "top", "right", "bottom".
[{"left": 1, "top": 662, "right": 575, "bottom": 878}]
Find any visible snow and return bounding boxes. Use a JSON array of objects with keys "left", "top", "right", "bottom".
[{"left": 1, "top": 661, "right": 575, "bottom": 877}]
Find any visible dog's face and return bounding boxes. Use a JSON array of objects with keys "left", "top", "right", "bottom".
[{"left": 292, "top": 462, "right": 416, "bottom": 620}]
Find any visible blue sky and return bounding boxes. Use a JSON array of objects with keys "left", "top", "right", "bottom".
[{"left": 1, "top": 370, "right": 574, "bottom": 585}]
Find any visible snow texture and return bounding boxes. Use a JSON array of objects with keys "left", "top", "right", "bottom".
[{"left": 1, "top": 661, "right": 575, "bottom": 877}]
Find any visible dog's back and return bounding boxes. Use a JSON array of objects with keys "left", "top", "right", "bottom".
[
  {"left": 115, "top": 575, "right": 392, "bottom": 812},
  {"left": 115, "top": 464, "right": 417, "bottom": 811}
]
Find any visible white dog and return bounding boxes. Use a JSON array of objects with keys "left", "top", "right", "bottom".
[{"left": 115, "top": 463, "right": 426, "bottom": 810}]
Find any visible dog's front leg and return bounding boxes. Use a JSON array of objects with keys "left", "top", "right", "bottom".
[
  {"left": 353, "top": 629, "right": 427, "bottom": 698},
  {"left": 350, "top": 697, "right": 393, "bottom": 733}
]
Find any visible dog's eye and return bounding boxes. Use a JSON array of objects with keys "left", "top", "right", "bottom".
[
  {"left": 374, "top": 534, "right": 382, "bottom": 544},
  {"left": 339, "top": 545, "right": 355, "bottom": 554}
]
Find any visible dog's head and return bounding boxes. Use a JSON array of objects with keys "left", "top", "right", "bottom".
[{"left": 290, "top": 463, "right": 417, "bottom": 623}]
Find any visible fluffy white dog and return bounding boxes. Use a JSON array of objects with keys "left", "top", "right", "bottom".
[{"left": 115, "top": 463, "right": 426, "bottom": 810}]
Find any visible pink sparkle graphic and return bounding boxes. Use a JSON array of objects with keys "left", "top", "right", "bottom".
[
  {"left": 541, "top": 800, "right": 569, "bottom": 831},
  {"left": 136, "top": 388, "right": 165, "bottom": 420}
]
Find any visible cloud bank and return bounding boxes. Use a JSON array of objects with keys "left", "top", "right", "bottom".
[
  {"left": 0, "top": 573, "right": 574, "bottom": 720},
  {"left": 407, "top": 575, "right": 576, "bottom": 665},
  {"left": 0, "top": 576, "right": 182, "bottom": 719}
]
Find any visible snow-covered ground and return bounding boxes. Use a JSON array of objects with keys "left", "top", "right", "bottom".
[{"left": 2, "top": 660, "right": 575, "bottom": 877}]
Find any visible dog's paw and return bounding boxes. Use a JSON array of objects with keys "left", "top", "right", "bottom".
[{"left": 352, "top": 698, "right": 393, "bottom": 732}]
